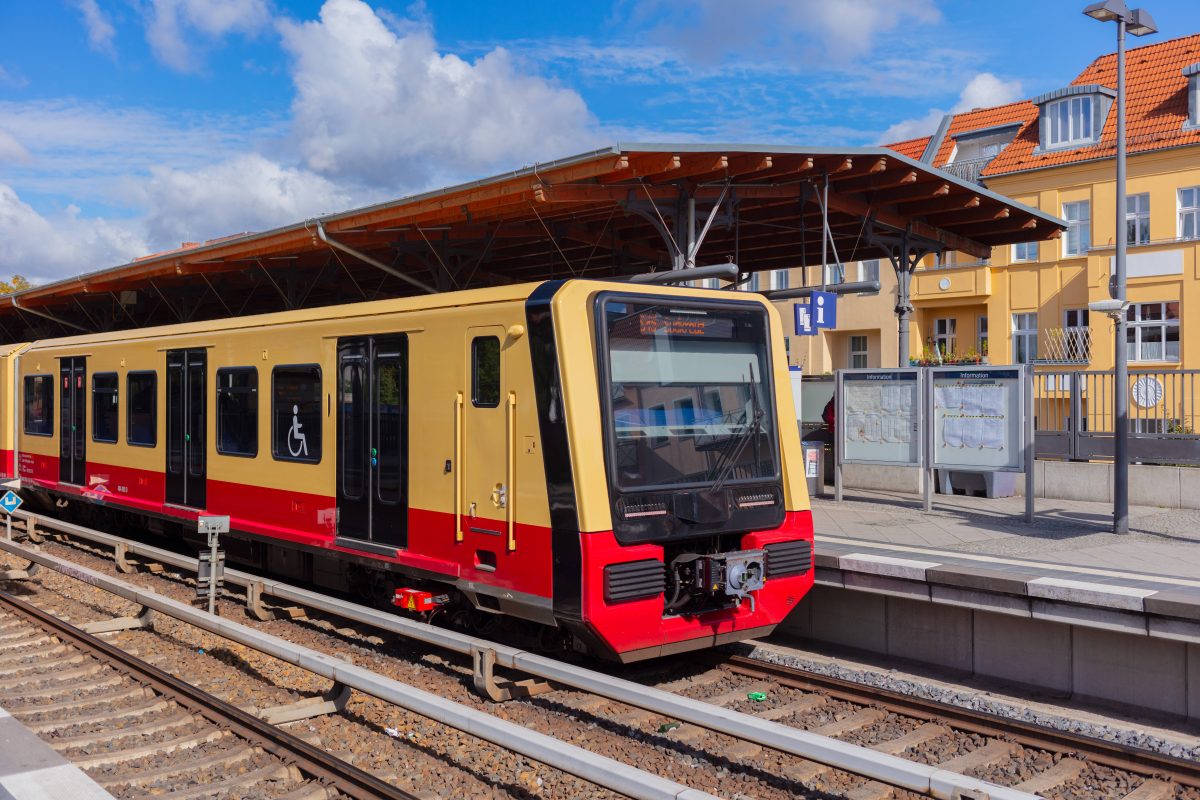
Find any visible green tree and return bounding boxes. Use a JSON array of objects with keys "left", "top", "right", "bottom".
[{"left": 0, "top": 275, "right": 31, "bottom": 295}]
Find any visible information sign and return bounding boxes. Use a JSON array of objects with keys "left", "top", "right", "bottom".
[
  {"left": 838, "top": 369, "right": 921, "bottom": 466},
  {"left": 929, "top": 366, "right": 1024, "bottom": 472}
]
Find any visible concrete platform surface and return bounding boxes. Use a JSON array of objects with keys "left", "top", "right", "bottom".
[{"left": 0, "top": 707, "right": 112, "bottom": 800}]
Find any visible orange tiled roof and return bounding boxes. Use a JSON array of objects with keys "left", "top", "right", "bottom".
[
  {"left": 886, "top": 135, "right": 930, "bottom": 160},
  {"left": 984, "top": 33, "right": 1200, "bottom": 176},
  {"left": 928, "top": 100, "right": 1037, "bottom": 167}
]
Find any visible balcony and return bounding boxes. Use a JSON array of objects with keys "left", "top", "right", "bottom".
[
  {"left": 912, "top": 262, "right": 992, "bottom": 305},
  {"left": 939, "top": 157, "right": 993, "bottom": 185},
  {"left": 1035, "top": 326, "right": 1092, "bottom": 365}
]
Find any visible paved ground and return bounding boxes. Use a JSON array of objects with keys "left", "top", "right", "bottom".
[{"left": 812, "top": 488, "right": 1200, "bottom": 584}]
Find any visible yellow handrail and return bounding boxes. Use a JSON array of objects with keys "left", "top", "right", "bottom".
[
  {"left": 506, "top": 391, "right": 516, "bottom": 552},
  {"left": 454, "top": 391, "right": 464, "bottom": 543}
]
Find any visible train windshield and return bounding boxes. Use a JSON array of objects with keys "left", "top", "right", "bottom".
[{"left": 599, "top": 297, "right": 779, "bottom": 491}]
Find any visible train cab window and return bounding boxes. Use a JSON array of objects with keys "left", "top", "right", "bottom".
[
  {"left": 127, "top": 371, "right": 157, "bottom": 447},
  {"left": 217, "top": 367, "right": 258, "bottom": 457},
  {"left": 471, "top": 336, "right": 500, "bottom": 407},
  {"left": 272, "top": 365, "right": 321, "bottom": 463},
  {"left": 92, "top": 373, "right": 119, "bottom": 443},
  {"left": 23, "top": 375, "right": 53, "bottom": 436}
]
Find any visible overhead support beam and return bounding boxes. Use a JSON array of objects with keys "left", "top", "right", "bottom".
[
  {"left": 315, "top": 220, "right": 437, "bottom": 294},
  {"left": 763, "top": 280, "right": 881, "bottom": 300},
  {"left": 627, "top": 263, "right": 739, "bottom": 285},
  {"left": 897, "top": 194, "right": 982, "bottom": 216},
  {"left": 644, "top": 155, "right": 727, "bottom": 183},
  {"left": 10, "top": 297, "right": 93, "bottom": 333},
  {"left": 560, "top": 224, "right": 665, "bottom": 262},
  {"left": 829, "top": 157, "right": 888, "bottom": 183},
  {"left": 836, "top": 169, "right": 916, "bottom": 194},
  {"left": 597, "top": 154, "right": 680, "bottom": 185},
  {"left": 927, "top": 206, "right": 1010, "bottom": 226},
  {"left": 871, "top": 181, "right": 950, "bottom": 205}
]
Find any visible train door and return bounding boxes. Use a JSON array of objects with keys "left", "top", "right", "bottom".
[
  {"left": 166, "top": 348, "right": 207, "bottom": 508},
  {"left": 59, "top": 356, "right": 86, "bottom": 485},
  {"left": 336, "top": 335, "right": 408, "bottom": 549},
  {"left": 461, "top": 327, "right": 508, "bottom": 543}
]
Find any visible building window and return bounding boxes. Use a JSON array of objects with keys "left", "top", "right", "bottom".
[
  {"left": 934, "top": 318, "right": 956, "bottom": 357},
  {"left": 849, "top": 335, "right": 868, "bottom": 369},
  {"left": 1012, "top": 241, "right": 1038, "bottom": 262},
  {"left": 92, "top": 373, "right": 118, "bottom": 443},
  {"left": 823, "top": 263, "right": 845, "bottom": 285},
  {"left": 977, "top": 316, "right": 989, "bottom": 355},
  {"left": 1013, "top": 313, "right": 1038, "bottom": 364},
  {"left": 1064, "top": 308, "right": 1090, "bottom": 361},
  {"left": 1126, "top": 193, "right": 1150, "bottom": 246},
  {"left": 23, "top": 375, "right": 53, "bottom": 436},
  {"left": 859, "top": 260, "right": 880, "bottom": 282},
  {"left": 273, "top": 365, "right": 322, "bottom": 463},
  {"left": 770, "top": 269, "right": 789, "bottom": 290},
  {"left": 217, "top": 367, "right": 258, "bottom": 457},
  {"left": 1179, "top": 187, "right": 1200, "bottom": 240},
  {"left": 471, "top": 336, "right": 501, "bottom": 408},
  {"left": 1126, "top": 301, "right": 1180, "bottom": 362},
  {"left": 1046, "top": 96, "right": 1094, "bottom": 147},
  {"left": 127, "top": 371, "right": 156, "bottom": 446},
  {"left": 1062, "top": 201, "right": 1090, "bottom": 256}
]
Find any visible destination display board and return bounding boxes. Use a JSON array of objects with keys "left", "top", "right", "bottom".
[
  {"left": 838, "top": 369, "right": 921, "bottom": 466},
  {"left": 929, "top": 366, "right": 1024, "bottom": 472}
]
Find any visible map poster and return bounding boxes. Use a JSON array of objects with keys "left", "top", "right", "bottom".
[
  {"left": 929, "top": 367, "right": 1025, "bottom": 472},
  {"left": 839, "top": 369, "right": 921, "bottom": 466}
]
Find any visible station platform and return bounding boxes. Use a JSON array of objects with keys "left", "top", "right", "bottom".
[
  {"left": 775, "top": 488, "right": 1200, "bottom": 720},
  {"left": 0, "top": 706, "right": 112, "bottom": 800}
]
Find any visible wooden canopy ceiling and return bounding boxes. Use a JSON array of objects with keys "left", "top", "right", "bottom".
[{"left": 0, "top": 144, "right": 1064, "bottom": 342}]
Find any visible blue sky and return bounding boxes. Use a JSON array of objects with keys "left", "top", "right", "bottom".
[{"left": 0, "top": 0, "right": 1196, "bottom": 282}]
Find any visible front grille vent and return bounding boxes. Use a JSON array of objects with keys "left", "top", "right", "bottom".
[
  {"left": 764, "top": 539, "right": 812, "bottom": 578},
  {"left": 604, "top": 559, "right": 666, "bottom": 603},
  {"left": 620, "top": 496, "right": 669, "bottom": 519},
  {"left": 736, "top": 490, "right": 777, "bottom": 509}
]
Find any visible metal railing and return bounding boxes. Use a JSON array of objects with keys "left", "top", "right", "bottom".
[
  {"left": 1033, "top": 368, "right": 1200, "bottom": 464},
  {"left": 1036, "top": 327, "right": 1092, "bottom": 365},
  {"left": 939, "top": 157, "right": 993, "bottom": 184}
]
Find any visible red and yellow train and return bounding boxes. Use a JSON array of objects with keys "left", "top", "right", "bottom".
[{"left": 2, "top": 279, "right": 814, "bottom": 660}]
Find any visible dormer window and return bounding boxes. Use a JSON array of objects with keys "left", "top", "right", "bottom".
[
  {"left": 1033, "top": 85, "right": 1115, "bottom": 151},
  {"left": 1185, "top": 63, "right": 1199, "bottom": 129}
]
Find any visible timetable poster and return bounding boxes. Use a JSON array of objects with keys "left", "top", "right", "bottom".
[
  {"left": 931, "top": 368, "right": 1023, "bottom": 471},
  {"left": 841, "top": 370, "right": 920, "bottom": 466}
]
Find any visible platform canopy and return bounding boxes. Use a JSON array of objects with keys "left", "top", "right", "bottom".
[{"left": 0, "top": 143, "right": 1064, "bottom": 342}]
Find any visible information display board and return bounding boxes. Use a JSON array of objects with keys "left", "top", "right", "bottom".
[
  {"left": 838, "top": 369, "right": 921, "bottom": 466},
  {"left": 929, "top": 366, "right": 1025, "bottom": 472}
]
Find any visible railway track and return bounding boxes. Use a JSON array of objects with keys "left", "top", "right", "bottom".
[
  {"left": 4, "top": 512, "right": 1197, "bottom": 800},
  {"left": 0, "top": 587, "right": 414, "bottom": 800}
]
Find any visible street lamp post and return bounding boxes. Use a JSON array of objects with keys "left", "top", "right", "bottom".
[{"left": 1083, "top": 1, "right": 1157, "bottom": 535}]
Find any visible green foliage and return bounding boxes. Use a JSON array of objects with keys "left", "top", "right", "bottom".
[{"left": 0, "top": 275, "right": 31, "bottom": 295}]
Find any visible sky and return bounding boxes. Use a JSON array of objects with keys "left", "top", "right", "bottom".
[{"left": 0, "top": 0, "right": 1196, "bottom": 284}]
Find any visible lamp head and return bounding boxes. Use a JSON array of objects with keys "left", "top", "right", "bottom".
[
  {"left": 1127, "top": 8, "right": 1158, "bottom": 36},
  {"left": 1083, "top": 0, "right": 1130, "bottom": 21}
]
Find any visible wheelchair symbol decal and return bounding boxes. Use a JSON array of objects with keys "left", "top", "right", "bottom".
[{"left": 287, "top": 405, "right": 309, "bottom": 458}]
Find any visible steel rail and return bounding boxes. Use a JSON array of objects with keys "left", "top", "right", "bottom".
[
  {"left": 0, "top": 536, "right": 716, "bottom": 800},
  {"left": 11, "top": 511, "right": 1038, "bottom": 800},
  {"left": 0, "top": 586, "right": 415, "bottom": 800},
  {"left": 726, "top": 655, "right": 1200, "bottom": 790}
]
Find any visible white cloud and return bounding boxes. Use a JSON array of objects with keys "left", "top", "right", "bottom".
[
  {"left": 629, "top": 0, "right": 941, "bottom": 66},
  {"left": 145, "top": 0, "right": 272, "bottom": 72},
  {"left": 278, "top": 0, "right": 601, "bottom": 188},
  {"left": 0, "top": 130, "right": 29, "bottom": 163},
  {"left": 953, "top": 72, "right": 1023, "bottom": 112},
  {"left": 0, "top": 183, "right": 147, "bottom": 282},
  {"left": 69, "top": 0, "right": 117, "bottom": 57},
  {"left": 879, "top": 72, "right": 1024, "bottom": 144},
  {"left": 131, "top": 153, "right": 352, "bottom": 245}
]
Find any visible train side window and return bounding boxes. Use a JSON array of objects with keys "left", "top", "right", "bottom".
[
  {"left": 272, "top": 365, "right": 321, "bottom": 463},
  {"left": 217, "top": 367, "right": 258, "bottom": 457},
  {"left": 471, "top": 336, "right": 500, "bottom": 408},
  {"left": 23, "top": 375, "right": 53, "bottom": 436},
  {"left": 92, "top": 372, "right": 119, "bottom": 443},
  {"left": 127, "top": 371, "right": 157, "bottom": 447}
]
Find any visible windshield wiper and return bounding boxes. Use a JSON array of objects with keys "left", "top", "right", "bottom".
[{"left": 707, "top": 362, "right": 765, "bottom": 494}]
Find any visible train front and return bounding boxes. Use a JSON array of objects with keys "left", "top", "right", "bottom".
[{"left": 534, "top": 280, "right": 815, "bottom": 661}]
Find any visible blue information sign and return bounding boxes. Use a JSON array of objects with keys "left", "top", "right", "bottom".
[
  {"left": 0, "top": 490, "right": 22, "bottom": 515},
  {"left": 810, "top": 290, "right": 837, "bottom": 329}
]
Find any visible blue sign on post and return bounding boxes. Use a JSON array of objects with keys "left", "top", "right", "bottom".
[
  {"left": 0, "top": 491, "right": 21, "bottom": 515},
  {"left": 810, "top": 290, "right": 838, "bottom": 329},
  {"left": 794, "top": 302, "right": 816, "bottom": 336}
]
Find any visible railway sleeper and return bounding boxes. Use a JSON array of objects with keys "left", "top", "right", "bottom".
[
  {"left": 0, "top": 560, "right": 40, "bottom": 580},
  {"left": 79, "top": 604, "right": 155, "bottom": 634},
  {"left": 0, "top": 659, "right": 104, "bottom": 688},
  {"left": 22, "top": 697, "right": 172, "bottom": 733},
  {"left": 0, "top": 651, "right": 87, "bottom": 677},
  {"left": 49, "top": 710, "right": 194, "bottom": 749},
  {"left": 71, "top": 727, "right": 228, "bottom": 770},
  {"left": 97, "top": 742, "right": 257, "bottom": 789},
  {"left": 1120, "top": 779, "right": 1177, "bottom": 800},
  {"left": 244, "top": 680, "right": 352, "bottom": 725},
  {"left": 10, "top": 683, "right": 152, "bottom": 715},
  {"left": 157, "top": 762, "right": 303, "bottom": 800},
  {"left": 13, "top": 672, "right": 124, "bottom": 700},
  {"left": 1013, "top": 757, "right": 1087, "bottom": 795}
]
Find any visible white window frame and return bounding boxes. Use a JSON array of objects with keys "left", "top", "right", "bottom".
[
  {"left": 823, "top": 263, "right": 845, "bottom": 285},
  {"left": 1063, "top": 308, "right": 1090, "bottom": 361},
  {"left": 1126, "top": 301, "right": 1180, "bottom": 363},
  {"left": 1126, "top": 192, "right": 1150, "bottom": 246},
  {"left": 933, "top": 318, "right": 956, "bottom": 357},
  {"left": 1046, "top": 96, "right": 1094, "bottom": 147},
  {"left": 1179, "top": 186, "right": 1200, "bottom": 241},
  {"left": 859, "top": 259, "right": 880, "bottom": 283},
  {"left": 849, "top": 335, "right": 868, "bottom": 369},
  {"left": 1062, "top": 200, "right": 1091, "bottom": 257},
  {"left": 768, "top": 269, "right": 789, "bottom": 291},
  {"left": 1012, "top": 241, "right": 1038, "bottom": 262},
  {"left": 1012, "top": 312, "right": 1038, "bottom": 364},
  {"left": 977, "top": 316, "right": 989, "bottom": 355}
]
